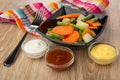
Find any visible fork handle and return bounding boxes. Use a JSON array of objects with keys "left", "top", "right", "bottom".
[{"left": 4, "top": 32, "right": 28, "bottom": 67}]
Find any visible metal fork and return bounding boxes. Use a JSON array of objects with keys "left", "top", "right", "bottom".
[
  {"left": 29, "top": 7, "right": 46, "bottom": 32},
  {"left": 4, "top": 8, "right": 46, "bottom": 67}
]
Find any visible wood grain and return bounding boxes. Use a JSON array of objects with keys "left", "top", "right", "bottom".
[{"left": 0, "top": 0, "right": 120, "bottom": 80}]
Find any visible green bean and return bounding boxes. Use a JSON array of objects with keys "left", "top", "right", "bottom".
[
  {"left": 90, "top": 17, "right": 99, "bottom": 22},
  {"left": 81, "top": 14, "right": 93, "bottom": 22},
  {"left": 46, "top": 33, "right": 63, "bottom": 40},
  {"left": 71, "top": 23, "right": 85, "bottom": 31},
  {"left": 57, "top": 21, "right": 67, "bottom": 26},
  {"left": 70, "top": 18, "right": 76, "bottom": 23},
  {"left": 70, "top": 24, "right": 79, "bottom": 31},
  {"left": 47, "top": 28, "right": 53, "bottom": 31},
  {"left": 78, "top": 30, "right": 83, "bottom": 42}
]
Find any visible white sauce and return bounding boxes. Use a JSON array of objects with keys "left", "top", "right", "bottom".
[{"left": 23, "top": 39, "right": 48, "bottom": 54}]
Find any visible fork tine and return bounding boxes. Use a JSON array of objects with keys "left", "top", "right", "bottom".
[
  {"left": 32, "top": 7, "right": 46, "bottom": 25},
  {"left": 36, "top": 7, "right": 45, "bottom": 20},
  {"left": 32, "top": 10, "right": 40, "bottom": 24},
  {"left": 29, "top": 7, "right": 46, "bottom": 34},
  {"left": 36, "top": 9, "right": 42, "bottom": 20}
]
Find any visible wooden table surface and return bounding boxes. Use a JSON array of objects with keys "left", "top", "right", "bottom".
[{"left": 0, "top": 0, "right": 120, "bottom": 80}]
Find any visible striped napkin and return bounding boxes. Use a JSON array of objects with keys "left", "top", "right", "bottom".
[
  {"left": 0, "top": 1, "right": 109, "bottom": 36},
  {"left": 60, "top": 0, "right": 109, "bottom": 13},
  {"left": 0, "top": 12, "right": 16, "bottom": 24},
  {"left": 0, "top": 2, "right": 53, "bottom": 36}
]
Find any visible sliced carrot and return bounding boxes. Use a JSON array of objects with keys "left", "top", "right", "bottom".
[
  {"left": 82, "top": 29, "right": 96, "bottom": 37},
  {"left": 62, "top": 31, "right": 80, "bottom": 43},
  {"left": 52, "top": 26, "right": 74, "bottom": 36},
  {"left": 88, "top": 26, "right": 98, "bottom": 29},
  {"left": 86, "top": 20, "right": 93, "bottom": 26},
  {"left": 92, "top": 22, "right": 102, "bottom": 27},
  {"left": 86, "top": 20, "right": 102, "bottom": 27},
  {"left": 57, "top": 13, "right": 80, "bottom": 19}
]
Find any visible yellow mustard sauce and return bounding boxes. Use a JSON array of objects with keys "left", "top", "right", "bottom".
[{"left": 90, "top": 43, "right": 117, "bottom": 65}]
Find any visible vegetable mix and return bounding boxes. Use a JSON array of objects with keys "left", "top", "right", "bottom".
[{"left": 46, "top": 13, "right": 102, "bottom": 44}]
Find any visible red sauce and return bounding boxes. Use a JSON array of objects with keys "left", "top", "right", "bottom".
[{"left": 46, "top": 48, "right": 73, "bottom": 65}]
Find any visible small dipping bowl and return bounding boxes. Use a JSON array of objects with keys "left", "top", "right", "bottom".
[
  {"left": 45, "top": 46, "right": 74, "bottom": 70},
  {"left": 21, "top": 37, "right": 49, "bottom": 59},
  {"left": 88, "top": 42, "right": 119, "bottom": 65}
]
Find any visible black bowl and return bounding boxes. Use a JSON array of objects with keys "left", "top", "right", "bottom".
[{"left": 37, "top": 6, "right": 108, "bottom": 47}]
